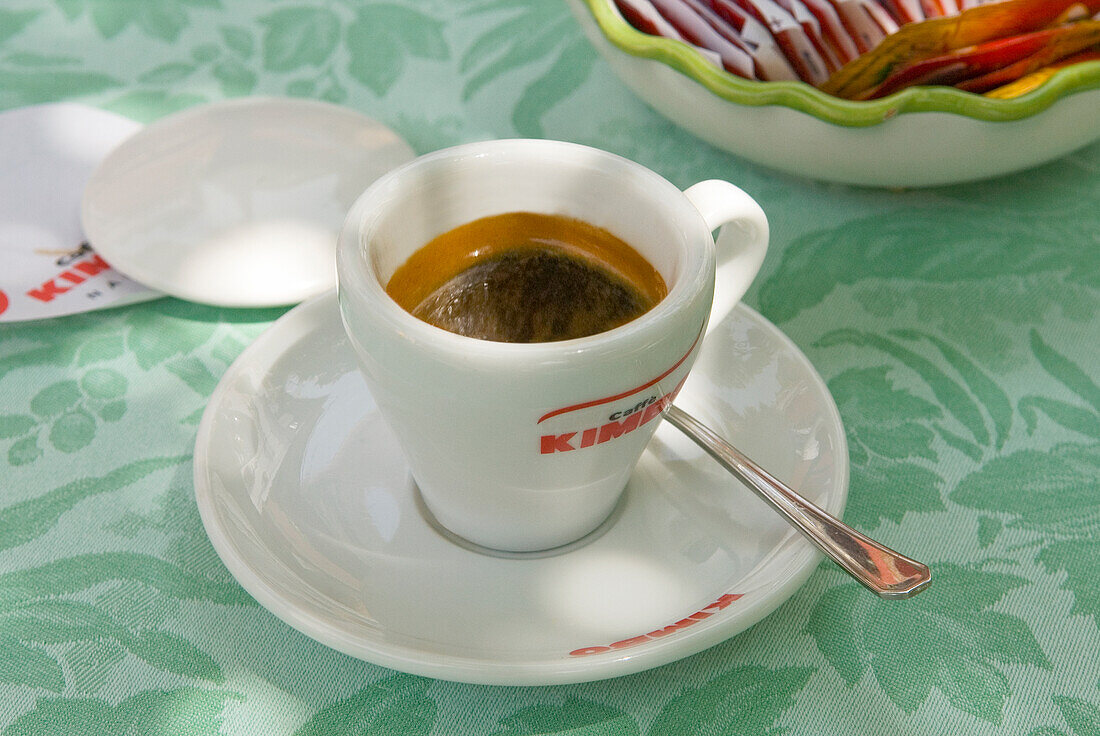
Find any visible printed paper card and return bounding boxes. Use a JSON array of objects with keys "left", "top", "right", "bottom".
[{"left": 0, "top": 103, "right": 160, "bottom": 322}]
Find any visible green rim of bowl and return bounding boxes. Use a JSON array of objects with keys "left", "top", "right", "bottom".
[{"left": 583, "top": 0, "right": 1100, "bottom": 127}]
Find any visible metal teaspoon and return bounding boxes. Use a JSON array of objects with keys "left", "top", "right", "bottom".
[{"left": 663, "top": 404, "right": 932, "bottom": 599}]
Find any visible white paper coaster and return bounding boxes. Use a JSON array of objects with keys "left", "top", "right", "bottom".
[{"left": 81, "top": 97, "right": 416, "bottom": 308}]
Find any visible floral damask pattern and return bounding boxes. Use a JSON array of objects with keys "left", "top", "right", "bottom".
[{"left": 0, "top": 0, "right": 1098, "bottom": 734}]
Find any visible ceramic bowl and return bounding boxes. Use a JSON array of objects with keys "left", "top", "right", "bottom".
[{"left": 566, "top": 0, "right": 1100, "bottom": 187}]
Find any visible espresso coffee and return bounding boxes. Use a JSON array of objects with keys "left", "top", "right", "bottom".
[{"left": 385, "top": 212, "right": 667, "bottom": 343}]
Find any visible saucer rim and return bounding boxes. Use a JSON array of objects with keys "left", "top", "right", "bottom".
[{"left": 193, "top": 291, "right": 848, "bottom": 685}]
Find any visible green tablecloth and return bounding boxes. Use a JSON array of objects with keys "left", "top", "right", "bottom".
[{"left": 2, "top": 1, "right": 1098, "bottom": 733}]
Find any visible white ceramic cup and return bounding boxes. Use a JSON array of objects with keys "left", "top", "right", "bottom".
[{"left": 337, "top": 140, "right": 768, "bottom": 552}]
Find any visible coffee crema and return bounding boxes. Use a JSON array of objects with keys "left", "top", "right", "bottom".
[{"left": 385, "top": 212, "right": 667, "bottom": 343}]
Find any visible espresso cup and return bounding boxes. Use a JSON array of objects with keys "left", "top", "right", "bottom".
[{"left": 336, "top": 140, "right": 768, "bottom": 552}]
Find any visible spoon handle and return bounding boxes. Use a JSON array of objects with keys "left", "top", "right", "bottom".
[{"left": 664, "top": 405, "right": 931, "bottom": 599}]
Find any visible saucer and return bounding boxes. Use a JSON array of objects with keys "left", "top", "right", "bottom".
[
  {"left": 81, "top": 97, "right": 414, "bottom": 307},
  {"left": 193, "top": 292, "right": 848, "bottom": 685}
]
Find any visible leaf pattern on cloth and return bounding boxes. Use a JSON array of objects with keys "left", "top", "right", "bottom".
[
  {"left": 259, "top": 7, "right": 341, "bottom": 73},
  {"left": 807, "top": 564, "right": 1050, "bottom": 725},
  {"left": 3, "top": 688, "right": 241, "bottom": 735},
  {"left": 0, "top": 0, "right": 1097, "bottom": 733},
  {"left": 0, "top": 68, "right": 119, "bottom": 108},
  {"left": 954, "top": 440, "right": 1100, "bottom": 623},
  {"left": 1, "top": 370, "right": 126, "bottom": 463},
  {"left": 758, "top": 209, "right": 1100, "bottom": 368},
  {"left": 345, "top": 4, "right": 448, "bottom": 96},
  {"left": 0, "top": 10, "right": 40, "bottom": 46},
  {"left": 293, "top": 675, "right": 436, "bottom": 736},
  {"left": 492, "top": 698, "right": 639, "bottom": 735},
  {"left": 460, "top": 0, "right": 595, "bottom": 136},
  {"left": 950, "top": 331, "right": 1100, "bottom": 622},
  {"left": 0, "top": 458, "right": 250, "bottom": 695},
  {"left": 0, "top": 457, "right": 179, "bottom": 551},
  {"left": 646, "top": 665, "right": 813, "bottom": 736},
  {"left": 0, "top": 301, "right": 273, "bottom": 465},
  {"left": 51, "top": 0, "right": 221, "bottom": 43},
  {"left": 1038, "top": 696, "right": 1100, "bottom": 736}
]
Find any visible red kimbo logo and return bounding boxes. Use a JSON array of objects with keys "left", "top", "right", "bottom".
[
  {"left": 27, "top": 244, "right": 112, "bottom": 303},
  {"left": 569, "top": 593, "right": 743, "bottom": 656},
  {"left": 539, "top": 377, "right": 686, "bottom": 454},
  {"left": 537, "top": 329, "right": 701, "bottom": 455}
]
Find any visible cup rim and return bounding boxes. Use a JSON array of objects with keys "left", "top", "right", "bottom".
[{"left": 336, "top": 139, "right": 714, "bottom": 363}]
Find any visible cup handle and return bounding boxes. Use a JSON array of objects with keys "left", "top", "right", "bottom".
[{"left": 683, "top": 180, "right": 769, "bottom": 336}]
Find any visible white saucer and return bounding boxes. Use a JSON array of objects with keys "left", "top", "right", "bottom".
[
  {"left": 194, "top": 292, "right": 848, "bottom": 685},
  {"left": 81, "top": 97, "right": 414, "bottom": 307}
]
